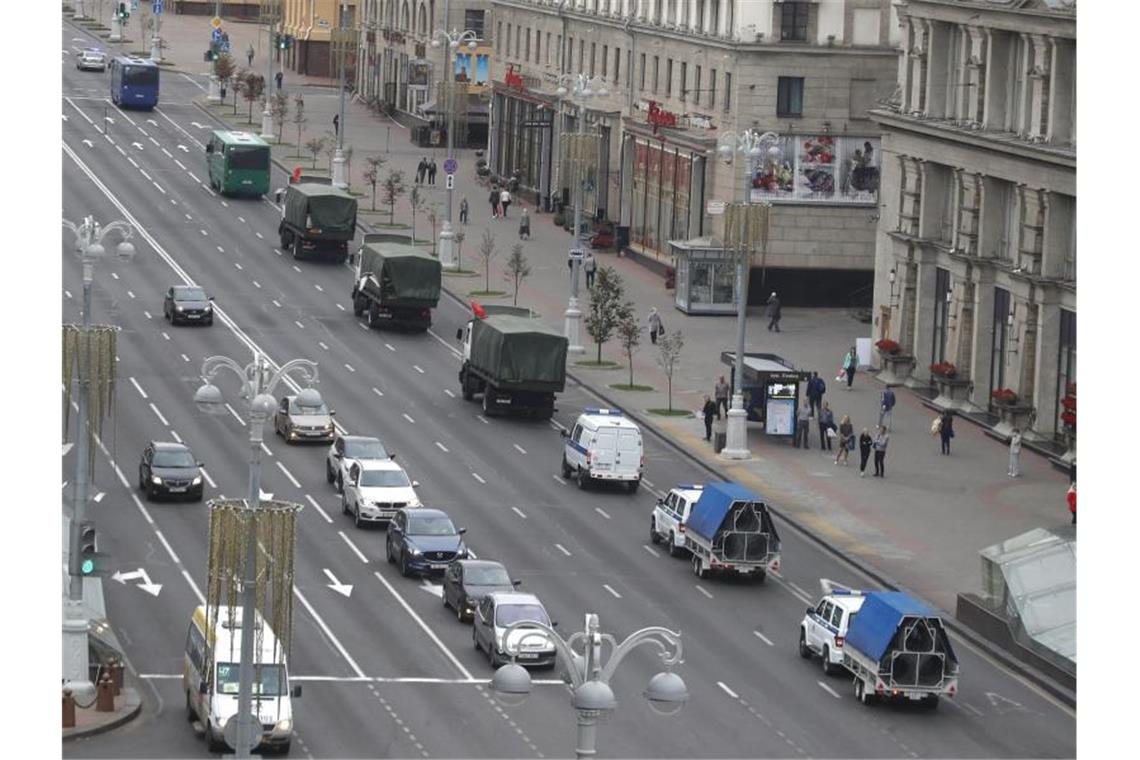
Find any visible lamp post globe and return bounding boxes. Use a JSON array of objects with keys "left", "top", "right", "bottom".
[
  {"left": 193, "top": 382, "right": 226, "bottom": 415},
  {"left": 251, "top": 392, "right": 277, "bottom": 416},
  {"left": 84, "top": 242, "right": 106, "bottom": 262},
  {"left": 491, "top": 662, "right": 532, "bottom": 707},
  {"left": 115, "top": 240, "right": 136, "bottom": 263},
  {"left": 572, "top": 680, "right": 616, "bottom": 712},
  {"left": 644, "top": 671, "right": 688, "bottom": 716},
  {"left": 296, "top": 386, "right": 324, "bottom": 407}
]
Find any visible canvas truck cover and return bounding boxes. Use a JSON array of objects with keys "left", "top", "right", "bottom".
[
  {"left": 285, "top": 183, "right": 358, "bottom": 238},
  {"left": 359, "top": 243, "right": 442, "bottom": 306},
  {"left": 685, "top": 481, "right": 779, "bottom": 544},
  {"left": 470, "top": 315, "right": 568, "bottom": 390},
  {"left": 844, "top": 591, "right": 959, "bottom": 665}
]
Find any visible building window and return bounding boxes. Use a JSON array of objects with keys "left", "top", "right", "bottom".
[
  {"left": 590, "top": 42, "right": 596, "bottom": 76},
  {"left": 694, "top": 65, "right": 701, "bottom": 105},
  {"left": 696, "top": 0, "right": 706, "bottom": 33},
  {"left": 506, "top": 24, "right": 512, "bottom": 57},
  {"left": 627, "top": 50, "right": 632, "bottom": 89},
  {"left": 653, "top": 56, "right": 660, "bottom": 94},
  {"left": 602, "top": 45, "right": 608, "bottom": 79},
  {"left": 517, "top": 26, "right": 522, "bottom": 60},
  {"left": 525, "top": 28, "right": 531, "bottom": 62},
  {"left": 614, "top": 47, "right": 621, "bottom": 84},
  {"left": 536, "top": 30, "right": 541, "bottom": 65},
  {"left": 497, "top": 21, "right": 503, "bottom": 51},
  {"left": 777, "top": 76, "right": 804, "bottom": 116},
  {"left": 580, "top": 40, "right": 586, "bottom": 74},
  {"left": 666, "top": 59, "right": 673, "bottom": 97},
  {"left": 680, "top": 61, "right": 687, "bottom": 101},
  {"left": 780, "top": 1, "right": 810, "bottom": 41},
  {"left": 997, "top": 181, "right": 1020, "bottom": 262},
  {"left": 932, "top": 268, "right": 951, "bottom": 364},
  {"left": 568, "top": 37, "right": 574, "bottom": 69},
  {"left": 640, "top": 53, "right": 647, "bottom": 91},
  {"left": 709, "top": 68, "right": 717, "bottom": 108},
  {"left": 546, "top": 32, "right": 552, "bottom": 65},
  {"left": 990, "top": 287, "right": 1010, "bottom": 399},
  {"left": 464, "top": 9, "right": 485, "bottom": 39},
  {"left": 723, "top": 71, "right": 731, "bottom": 112}
]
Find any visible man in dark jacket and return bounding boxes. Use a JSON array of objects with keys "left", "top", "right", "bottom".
[
  {"left": 879, "top": 386, "right": 897, "bottom": 429},
  {"left": 701, "top": 396, "right": 718, "bottom": 441},
  {"left": 806, "top": 372, "right": 826, "bottom": 417},
  {"left": 766, "top": 292, "right": 782, "bottom": 332}
]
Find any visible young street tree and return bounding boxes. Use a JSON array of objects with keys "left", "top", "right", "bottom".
[
  {"left": 304, "top": 135, "right": 326, "bottom": 169},
  {"left": 409, "top": 186, "right": 424, "bottom": 243},
  {"left": 616, "top": 310, "right": 643, "bottom": 387},
  {"left": 363, "top": 155, "right": 386, "bottom": 211},
  {"left": 656, "top": 330, "right": 685, "bottom": 411},
  {"left": 291, "top": 93, "right": 307, "bottom": 157},
  {"left": 426, "top": 203, "right": 442, "bottom": 255},
  {"left": 453, "top": 229, "right": 466, "bottom": 271},
  {"left": 381, "top": 169, "right": 407, "bottom": 224},
  {"left": 584, "top": 266, "right": 632, "bottom": 363},
  {"left": 270, "top": 91, "right": 289, "bottom": 144},
  {"left": 240, "top": 71, "right": 265, "bottom": 124},
  {"left": 213, "top": 53, "right": 236, "bottom": 103},
  {"left": 478, "top": 229, "right": 498, "bottom": 293},
  {"left": 505, "top": 243, "right": 531, "bottom": 305}
]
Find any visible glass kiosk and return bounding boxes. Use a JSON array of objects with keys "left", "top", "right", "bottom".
[{"left": 721, "top": 352, "right": 811, "bottom": 439}]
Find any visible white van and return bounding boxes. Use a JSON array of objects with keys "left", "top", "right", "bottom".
[
  {"left": 560, "top": 408, "right": 644, "bottom": 492},
  {"left": 183, "top": 605, "right": 300, "bottom": 754}
]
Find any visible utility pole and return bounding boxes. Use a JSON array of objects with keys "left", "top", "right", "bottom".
[{"left": 331, "top": 2, "right": 350, "bottom": 188}]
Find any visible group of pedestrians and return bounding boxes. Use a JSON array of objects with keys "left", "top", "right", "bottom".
[
  {"left": 489, "top": 186, "right": 513, "bottom": 219},
  {"left": 416, "top": 157, "right": 438, "bottom": 185},
  {"left": 700, "top": 375, "right": 733, "bottom": 441},
  {"left": 792, "top": 371, "right": 893, "bottom": 477}
]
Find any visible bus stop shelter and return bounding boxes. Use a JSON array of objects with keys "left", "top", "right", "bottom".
[{"left": 721, "top": 352, "right": 810, "bottom": 438}]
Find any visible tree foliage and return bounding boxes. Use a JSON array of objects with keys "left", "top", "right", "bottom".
[
  {"left": 304, "top": 135, "right": 326, "bottom": 169},
  {"left": 237, "top": 70, "right": 264, "bottom": 123},
  {"left": 616, "top": 311, "right": 643, "bottom": 386},
  {"left": 505, "top": 244, "right": 531, "bottom": 305},
  {"left": 381, "top": 169, "right": 407, "bottom": 223},
  {"left": 363, "top": 155, "right": 386, "bottom": 211},
  {"left": 478, "top": 229, "right": 497, "bottom": 292},
  {"left": 584, "top": 267, "right": 632, "bottom": 363},
  {"left": 656, "top": 330, "right": 685, "bottom": 411}
]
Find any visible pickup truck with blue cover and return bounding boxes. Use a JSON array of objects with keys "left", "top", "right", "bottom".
[{"left": 683, "top": 482, "right": 780, "bottom": 581}]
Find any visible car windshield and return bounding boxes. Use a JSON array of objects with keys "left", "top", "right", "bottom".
[
  {"left": 345, "top": 438, "right": 388, "bottom": 459},
  {"left": 495, "top": 603, "right": 549, "bottom": 627},
  {"left": 215, "top": 662, "right": 286, "bottom": 696},
  {"left": 290, "top": 400, "right": 329, "bottom": 416},
  {"left": 227, "top": 144, "right": 270, "bottom": 170},
  {"left": 407, "top": 516, "right": 457, "bottom": 536},
  {"left": 152, "top": 450, "right": 196, "bottom": 467},
  {"left": 359, "top": 469, "right": 410, "bottom": 488},
  {"left": 467, "top": 566, "right": 511, "bottom": 585},
  {"left": 174, "top": 286, "right": 207, "bottom": 301}
]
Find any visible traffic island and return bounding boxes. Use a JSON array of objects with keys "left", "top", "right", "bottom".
[{"left": 62, "top": 685, "right": 142, "bottom": 742}]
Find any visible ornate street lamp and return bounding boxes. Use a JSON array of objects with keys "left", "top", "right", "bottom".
[{"left": 431, "top": 27, "right": 480, "bottom": 270}]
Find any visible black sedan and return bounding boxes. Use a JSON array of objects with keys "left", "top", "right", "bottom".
[
  {"left": 138, "top": 441, "right": 204, "bottom": 501},
  {"left": 385, "top": 508, "right": 468, "bottom": 577},
  {"left": 163, "top": 285, "right": 214, "bottom": 325},
  {"left": 442, "top": 560, "right": 521, "bottom": 622}
]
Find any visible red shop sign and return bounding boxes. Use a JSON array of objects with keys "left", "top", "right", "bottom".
[
  {"left": 504, "top": 64, "right": 525, "bottom": 91},
  {"left": 647, "top": 100, "right": 678, "bottom": 134}
]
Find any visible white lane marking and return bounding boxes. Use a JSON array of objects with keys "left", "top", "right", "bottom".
[
  {"left": 139, "top": 169, "right": 152, "bottom": 181},
  {"left": 238, "top": 216, "right": 245, "bottom": 223},
  {"left": 272, "top": 300, "right": 282, "bottom": 308},
  {"left": 181, "top": 354, "right": 190, "bottom": 362},
  {"left": 234, "top": 263, "right": 243, "bottom": 271},
  {"left": 319, "top": 341, "right": 329, "bottom": 350},
  {"left": 554, "top": 543, "right": 572, "bottom": 557},
  {"left": 413, "top": 365, "right": 424, "bottom": 374},
  {"left": 170, "top": 430, "right": 182, "bottom": 443},
  {"left": 252, "top": 280, "right": 261, "bottom": 288},
  {"left": 174, "top": 159, "right": 186, "bottom": 170},
  {"left": 402, "top": 413, "right": 415, "bottom": 424},
  {"left": 115, "top": 144, "right": 126, "bottom": 155},
  {"left": 64, "top": 290, "right": 72, "bottom": 298},
  {"left": 717, "top": 681, "right": 739, "bottom": 699},
  {"left": 384, "top": 343, "right": 395, "bottom": 352},
  {"left": 964, "top": 702, "right": 984, "bottom": 717},
  {"left": 372, "top": 388, "right": 384, "bottom": 397},
  {"left": 426, "top": 328, "right": 463, "bottom": 358},
  {"left": 294, "top": 320, "right": 305, "bottom": 329},
  {"left": 818, "top": 681, "right": 842, "bottom": 699},
  {"left": 642, "top": 544, "right": 660, "bottom": 558},
  {"left": 435, "top": 442, "right": 449, "bottom": 453},
  {"left": 152, "top": 181, "right": 166, "bottom": 194},
  {"left": 256, "top": 231, "right": 264, "bottom": 239},
  {"left": 216, "top": 246, "right": 224, "bottom": 253},
  {"left": 138, "top": 128, "right": 148, "bottom": 137},
  {"left": 339, "top": 531, "right": 370, "bottom": 563},
  {"left": 129, "top": 377, "right": 148, "bottom": 399},
  {"left": 443, "top": 389, "right": 455, "bottom": 398},
  {"left": 276, "top": 461, "right": 302, "bottom": 488},
  {"left": 372, "top": 570, "right": 474, "bottom": 680},
  {"left": 220, "top": 200, "right": 229, "bottom": 208},
  {"left": 200, "top": 229, "right": 208, "bottom": 236},
  {"left": 696, "top": 585, "right": 714, "bottom": 599},
  {"left": 161, "top": 331, "right": 170, "bottom": 341},
  {"left": 345, "top": 364, "right": 355, "bottom": 373},
  {"left": 292, "top": 587, "right": 367, "bottom": 679},
  {"left": 148, "top": 136, "right": 159, "bottom": 146},
  {"left": 200, "top": 468, "right": 218, "bottom": 488},
  {"left": 602, "top": 584, "right": 622, "bottom": 599},
  {"left": 261, "top": 442, "right": 273, "bottom": 457},
  {"left": 336, "top": 303, "right": 345, "bottom": 311},
  {"left": 357, "top": 323, "right": 369, "bottom": 330},
  {"left": 149, "top": 403, "right": 168, "bottom": 426},
  {"left": 110, "top": 272, "right": 120, "bottom": 280},
  {"left": 127, "top": 157, "right": 138, "bottom": 168},
  {"left": 224, "top": 403, "right": 246, "bottom": 426},
  {"left": 753, "top": 630, "right": 775, "bottom": 646},
  {"left": 594, "top": 507, "right": 611, "bottom": 520},
  {"left": 511, "top": 507, "right": 527, "bottom": 519},
  {"left": 471, "top": 473, "right": 485, "bottom": 484},
  {"left": 188, "top": 171, "right": 201, "bottom": 183},
  {"left": 292, "top": 265, "right": 302, "bottom": 273},
  {"left": 643, "top": 478, "right": 656, "bottom": 489},
  {"left": 789, "top": 581, "right": 811, "bottom": 599},
  {"left": 184, "top": 213, "right": 192, "bottom": 221},
  {"left": 475, "top": 415, "right": 489, "bottom": 425},
  {"left": 512, "top": 444, "right": 527, "bottom": 455},
  {"left": 553, "top": 475, "right": 567, "bottom": 485},
  {"left": 161, "top": 147, "right": 172, "bottom": 157},
  {"left": 315, "top": 284, "right": 323, "bottom": 292},
  {"left": 304, "top": 494, "right": 333, "bottom": 524}
]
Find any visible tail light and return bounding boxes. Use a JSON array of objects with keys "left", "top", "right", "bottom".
[
  {"left": 834, "top": 636, "right": 844, "bottom": 648},
  {"left": 875, "top": 683, "right": 886, "bottom": 694},
  {"left": 585, "top": 452, "right": 592, "bottom": 465},
  {"left": 678, "top": 523, "right": 686, "bottom": 533},
  {"left": 640, "top": 455, "right": 645, "bottom": 470},
  {"left": 947, "top": 683, "right": 956, "bottom": 696}
]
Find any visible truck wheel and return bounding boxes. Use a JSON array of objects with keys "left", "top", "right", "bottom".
[
  {"left": 279, "top": 228, "right": 293, "bottom": 250},
  {"left": 821, "top": 646, "right": 837, "bottom": 676},
  {"left": 352, "top": 295, "right": 365, "bottom": 317},
  {"left": 754, "top": 571, "right": 767, "bottom": 585},
  {"left": 561, "top": 456, "right": 572, "bottom": 479},
  {"left": 668, "top": 532, "right": 684, "bottom": 558},
  {"left": 692, "top": 555, "right": 708, "bottom": 579},
  {"left": 482, "top": 389, "right": 495, "bottom": 417},
  {"left": 649, "top": 520, "right": 661, "bottom": 544},
  {"left": 627, "top": 479, "right": 640, "bottom": 494},
  {"left": 461, "top": 373, "right": 474, "bottom": 401},
  {"left": 367, "top": 304, "right": 380, "bottom": 328},
  {"left": 576, "top": 467, "right": 589, "bottom": 490},
  {"left": 292, "top": 238, "right": 303, "bottom": 260},
  {"left": 798, "top": 630, "right": 812, "bottom": 659},
  {"left": 342, "top": 494, "right": 350, "bottom": 515},
  {"left": 854, "top": 678, "right": 871, "bottom": 704}
]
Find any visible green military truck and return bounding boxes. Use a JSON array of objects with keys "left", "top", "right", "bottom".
[
  {"left": 350, "top": 237, "right": 442, "bottom": 331},
  {"left": 278, "top": 178, "right": 358, "bottom": 262},
  {"left": 456, "top": 305, "right": 568, "bottom": 419}
]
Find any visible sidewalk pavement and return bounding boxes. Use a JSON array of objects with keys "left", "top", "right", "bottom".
[
  {"left": 80, "top": 6, "right": 1070, "bottom": 649},
  {"left": 63, "top": 686, "right": 142, "bottom": 741}
]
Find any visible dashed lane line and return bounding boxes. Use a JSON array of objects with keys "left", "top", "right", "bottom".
[
  {"left": 511, "top": 507, "right": 527, "bottom": 519},
  {"left": 753, "top": 630, "right": 775, "bottom": 646},
  {"left": 717, "top": 681, "right": 739, "bottom": 699},
  {"left": 199, "top": 468, "right": 217, "bottom": 489},
  {"left": 602, "top": 584, "right": 622, "bottom": 599},
  {"left": 402, "top": 413, "right": 415, "bottom": 424},
  {"left": 513, "top": 444, "right": 527, "bottom": 455},
  {"left": 224, "top": 403, "right": 246, "bottom": 426},
  {"left": 304, "top": 494, "right": 333, "bottom": 524},
  {"left": 594, "top": 507, "right": 611, "bottom": 520},
  {"left": 169, "top": 430, "right": 182, "bottom": 443},
  {"left": 642, "top": 544, "right": 660, "bottom": 558},
  {"left": 345, "top": 364, "right": 356, "bottom": 373},
  {"left": 435, "top": 442, "right": 449, "bottom": 453},
  {"left": 552, "top": 475, "right": 567, "bottom": 485},
  {"left": 276, "top": 461, "right": 302, "bottom": 488},
  {"left": 554, "top": 543, "right": 572, "bottom": 557},
  {"left": 818, "top": 681, "right": 841, "bottom": 699},
  {"left": 696, "top": 585, "right": 714, "bottom": 599},
  {"left": 372, "top": 388, "right": 384, "bottom": 397},
  {"left": 471, "top": 472, "right": 485, "bottom": 484},
  {"left": 294, "top": 320, "right": 305, "bottom": 329},
  {"left": 475, "top": 415, "right": 489, "bottom": 425},
  {"left": 413, "top": 365, "right": 424, "bottom": 374},
  {"left": 443, "top": 389, "right": 454, "bottom": 398},
  {"left": 148, "top": 403, "right": 168, "bottom": 426},
  {"left": 338, "top": 531, "right": 369, "bottom": 563},
  {"left": 292, "top": 586, "right": 367, "bottom": 679},
  {"left": 129, "top": 377, "right": 148, "bottom": 399}
]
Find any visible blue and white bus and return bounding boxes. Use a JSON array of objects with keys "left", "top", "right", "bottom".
[{"left": 109, "top": 56, "right": 159, "bottom": 109}]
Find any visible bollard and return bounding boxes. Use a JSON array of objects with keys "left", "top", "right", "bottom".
[
  {"left": 109, "top": 659, "right": 123, "bottom": 696},
  {"left": 62, "top": 688, "right": 76, "bottom": 728},
  {"left": 95, "top": 672, "right": 115, "bottom": 713}
]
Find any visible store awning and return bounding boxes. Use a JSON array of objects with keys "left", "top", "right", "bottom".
[{"left": 420, "top": 96, "right": 489, "bottom": 119}]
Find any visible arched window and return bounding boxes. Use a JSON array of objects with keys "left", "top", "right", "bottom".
[
  {"left": 417, "top": 3, "right": 427, "bottom": 35},
  {"left": 400, "top": 1, "right": 410, "bottom": 31}
]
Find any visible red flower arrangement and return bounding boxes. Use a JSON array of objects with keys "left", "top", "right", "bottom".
[
  {"left": 991, "top": 388, "right": 1018, "bottom": 405},
  {"left": 875, "top": 338, "right": 901, "bottom": 355},
  {"left": 802, "top": 136, "right": 835, "bottom": 164},
  {"left": 930, "top": 361, "right": 957, "bottom": 378}
]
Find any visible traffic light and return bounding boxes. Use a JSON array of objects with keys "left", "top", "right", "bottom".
[
  {"left": 117, "top": 2, "right": 129, "bottom": 21},
  {"left": 285, "top": 35, "right": 294, "bottom": 51},
  {"left": 76, "top": 521, "right": 110, "bottom": 577}
]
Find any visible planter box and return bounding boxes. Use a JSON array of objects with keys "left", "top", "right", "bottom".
[
  {"left": 931, "top": 376, "right": 975, "bottom": 411},
  {"left": 992, "top": 403, "right": 1037, "bottom": 439},
  {"left": 877, "top": 353, "right": 915, "bottom": 386}
]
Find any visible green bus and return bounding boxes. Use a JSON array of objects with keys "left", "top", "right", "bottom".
[{"left": 205, "top": 130, "right": 271, "bottom": 197}]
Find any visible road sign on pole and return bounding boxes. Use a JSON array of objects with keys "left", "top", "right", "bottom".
[
  {"left": 445, "top": 174, "right": 455, "bottom": 190},
  {"left": 211, "top": 16, "right": 223, "bottom": 29},
  {"left": 153, "top": 0, "right": 163, "bottom": 14},
  {"left": 443, "top": 158, "right": 458, "bottom": 175}
]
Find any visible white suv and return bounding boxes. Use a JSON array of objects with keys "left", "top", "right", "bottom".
[
  {"left": 560, "top": 408, "right": 643, "bottom": 492},
  {"left": 650, "top": 484, "right": 704, "bottom": 557},
  {"left": 341, "top": 460, "right": 421, "bottom": 528},
  {"left": 799, "top": 584, "right": 866, "bottom": 676}
]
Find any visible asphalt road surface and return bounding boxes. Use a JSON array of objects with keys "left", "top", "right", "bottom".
[{"left": 61, "top": 23, "right": 1075, "bottom": 760}]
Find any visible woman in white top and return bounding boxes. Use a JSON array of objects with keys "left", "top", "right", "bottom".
[{"left": 499, "top": 188, "right": 512, "bottom": 219}]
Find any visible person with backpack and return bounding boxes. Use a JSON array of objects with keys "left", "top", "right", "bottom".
[
  {"left": 806, "top": 372, "right": 826, "bottom": 418},
  {"left": 878, "top": 385, "right": 897, "bottom": 429}
]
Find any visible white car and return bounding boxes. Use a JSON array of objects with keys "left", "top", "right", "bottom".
[
  {"left": 326, "top": 433, "right": 392, "bottom": 493},
  {"left": 341, "top": 459, "right": 421, "bottom": 528},
  {"left": 799, "top": 584, "right": 866, "bottom": 676},
  {"left": 650, "top": 484, "right": 704, "bottom": 557},
  {"left": 560, "top": 408, "right": 643, "bottom": 492},
  {"left": 76, "top": 49, "right": 107, "bottom": 71}
]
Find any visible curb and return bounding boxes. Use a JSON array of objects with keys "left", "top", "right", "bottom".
[{"left": 62, "top": 687, "right": 142, "bottom": 742}]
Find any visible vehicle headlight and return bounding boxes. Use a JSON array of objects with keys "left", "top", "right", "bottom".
[
  {"left": 408, "top": 497, "right": 422, "bottom": 507},
  {"left": 409, "top": 546, "right": 422, "bottom": 556},
  {"left": 275, "top": 719, "right": 292, "bottom": 733},
  {"left": 175, "top": 306, "right": 184, "bottom": 312},
  {"left": 458, "top": 546, "right": 469, "bottom": 559},
  {"left": 204, "top": 304, "right": 213, "bottom": 312},
  {"left": 192, "top": 475, "right": 202, "bottom": 486},
  {"left": 151, "top": 475, "right": 162, "bottom": 485}
]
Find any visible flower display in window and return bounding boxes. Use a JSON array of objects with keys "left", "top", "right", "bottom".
[
  {"left": 875, "top": 338, "right": 901, "bottom": 355},
  {"left": 929, "top": 361, "right": 958, "bottom": 378},
  {"left": 991, "top": 388, "right": 1019, "bottom": 405}
]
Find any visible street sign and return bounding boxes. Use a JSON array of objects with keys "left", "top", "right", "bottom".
[
  {"left": 445, "top": 174, "right": 455, "bottom": 190},
  {"left": 568, "top": 248, "right": 585, "bottom": 260},
  {"left": 706, "top": 199, "right": 726, "bottom": 216},
  {"left": 131, "top": 0, "right": 139, "bottom": 10},
  {"left": 212, "top": 27, "right": 223, "bottom": 43},
  {"left": 443, "top": 157, "right": 458, "bottom": 174},
  {"left": 153, "top": 0, "right": 163, "bottom": 14},
  {"left": 222, "top": 713, "right": 262, "bottom": 755},
  {"left": 211, "top": 16, "right": 223, "bottom": 29}
]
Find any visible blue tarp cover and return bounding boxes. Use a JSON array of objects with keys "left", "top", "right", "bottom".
[
  {"left": 685, "top": 482, "right": 765, "bottom": 542},
  {"left": 845, "top": 591, "right": 941, "bottom": 662}
]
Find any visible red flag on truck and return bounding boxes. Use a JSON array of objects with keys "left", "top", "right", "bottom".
[{"left": 471, "top": 301, "right": 487, "bottom": 319}]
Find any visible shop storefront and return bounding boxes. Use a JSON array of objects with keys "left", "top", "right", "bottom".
[
  {"left": 490, "top": 86, "right": 557, "bottom": 209},
  {"left": 669, "top": 238, "right": 737, "bottom": 315}
]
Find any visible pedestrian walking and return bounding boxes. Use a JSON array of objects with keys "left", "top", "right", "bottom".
[
  {"left": 584, "top": 253, "right": 597, "bottom": 288},
  {"left": 834, "top": 415, "right": 854, "bottom": 466},
  {"left": 714, "top": 376, "right": 730, "bottom": 418},
  {"left": 818, "top": 401, "right": 835, "bottom": 451},
  {"left": 1066, "top": 482, "right": 1076, "bottom": 525},
  {"left": 647, "top": 307, "right": 663, "bottom": 345},
  {"left": 843, "top": 346, "right": 857, "bottom": 389},
  {"left": 878, "top": 385, "right": 897, "bottom": 429},
  {"left": 1008, "top": 427, "right": 1023, "bottom": 477},
  {"left": 519, "top": 208, "right": 531, "bottom": 240},
  {"left": 872, "top": 425, "right": 890, "bottom": 477},
  {"left": 416, "top": 158, "right": 427, "bottom": 185},
  {"left": 765, "top": 292, "right": 782, "bottom": 332},
  {"left": 795, "top": 401, "right": 812, "bottom": 450},
  {"left": 428, "top": 159, "right": 438, "bottom": 185},
  {"left": 702, "top": 396, "right": 718, "bottom": 441},
  {"left": 247, "top": 44, "right": 255, "bottom": 67},
  {"left": 500, "top": 188, "right": 512, "bottom": 218},
  {"left": 489, "top": 187, "right": 501, "bottom": 218},
  {"left": 459, "top": 197, "right": 469, "bottom": 225},
  {"left": 332, "top": 113, "right": 340, "bottom": 137},
  {"left": 937, "top": 410, "right": 954, "bottom": 455},
  {"left": 806, "top": 371, "right": 826, "bottom": 418},
  {"left": 275, "top": 70, "right": 284, "bottom": 90},
  {"left": 858, "top": 428, "right": 873, "bottom": 477},
  {"left": 220, "top": 82, "right": 227, "bottom": 101}
]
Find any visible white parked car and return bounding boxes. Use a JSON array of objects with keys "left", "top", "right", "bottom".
[
  {"left": 341, "top": 459, "right": 421, "bottom": 528},
  {"left": 650, "top": 484, "right": 704, "bottom": 557},
  {"left": 76, "top": 48, "right": 107, "bottom": 71},
  {"left": 799, "top": 583, "right": 867, "bottom": 676},
  {"left": 326, "top": 433, "right": 392, "bottom": 493}
]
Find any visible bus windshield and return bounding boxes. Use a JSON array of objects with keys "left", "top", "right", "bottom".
[
  {"left": 227, "top": 145, "right": 270, "bottom": 170},
  {"left": 122, "top": 66, "right": 158, "bottom": 87},
  {"left": 215, "top": 662, "right": 286, "bottom": 696}
]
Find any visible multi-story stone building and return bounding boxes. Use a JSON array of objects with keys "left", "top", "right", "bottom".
[
  {"left": 280, "top": 0, "right": 358, "bottom": 79},
  {"left": 486, "top": 0, "right": 899, "bottom": 304},
  {"left": 870, "top": 0, "right": 1075, "bottom": 447}
]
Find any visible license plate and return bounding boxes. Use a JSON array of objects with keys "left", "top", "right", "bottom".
[
  {"left": 169, "top": 486, "right": 187, "bottom": 493},
  {"left": 430, "top": 563, "right": 449, "bottom": 570},
  {"left": 517, "top": 653, "right": 538, "bottom": 660},
  {"left": 186, "top": 314, "right": 200, "bottom": 319}
]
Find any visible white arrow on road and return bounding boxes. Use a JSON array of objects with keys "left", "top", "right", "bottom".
[
  {"left": 420, "top": 580, "right": 444, "bottom": 598},
  {"left": 62, "top": 114, "right": 69, "bottom": 122},
  {"left": 105, "top": 116, "right": 115, "bottom": 124},
  {"left": 132, "top": 142, "right": 144, "bottom": 150},
  {"left": 113, "top": 569, "right": 163, "bottom": 597},
  {"left": 147, "top": 118, "right": 158, "bottom": 126},
  {"left": 323, "top": 569, "right": 353, "bottom": 597},
  {"left": 190, "top": 121, "right": 208, "bottom": 129},
  {"left": 177, "top": 144, "right": 189, "bottom": 153},
  {"left": 82, "top": 139, "right": 93, "bottom": 148}
]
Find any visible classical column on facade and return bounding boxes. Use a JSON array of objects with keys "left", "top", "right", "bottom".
[
  {"left": 969, "top": 272, "right": 996, "bottom": 406},
  {"left": 1040, "top": 190, "right": 1074, "bottom": 280},
  {"left": 907, "top": 19, "right": 929, "bottom": 116},
  {"left": 1018, "top": 187, "right": 1046, "bottom": 275},
  {"left": 964, "top": 26, "right": 986, "bottom": 127},
  {"left": 897, "top": 156, "right": 922, "bottom": 237},
  {"left": 1033, "top": 296, "right": 1062, "bottom": 439},
  {"left": 955, "top": 170, "right": 982, "bottom": 256},
  {"left": 981, "top": 27, "right": 1008, "bottom": 131},
  {"left": 1047, "top": 37, "right": 1076, "bottom": 144},
  {"left": 909, "top": 249, "right": 940, "bottom": 387},
  {"left": 1017, "top": 301, "right": 1040, "bottom": 410},
  {"left": 898, "top": 258, "right": 919, "bottom": 361},
  {"left": 953, "top": 279, "right": 977, "bottom": 382},
  {"left": 1026, "top": 34, "right": 1051, "bottom": 143},
  {"left": 977, "top": 175, "right": 1004, "bottom": 259},
  {"left": 917, "top": 159, "right": 948, "bottom": 241},
  {"left": 896, "top": 15, "right": 913, "bottom": 113}
]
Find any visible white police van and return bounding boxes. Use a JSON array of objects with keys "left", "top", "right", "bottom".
[
  {"left": 560, "top": 408, "right": 643, "bottom": 492},
  {"left": 650, "top": 484, "right": 704, "bottom": 557},
  {"left": 798, "top": 580, "right": 867, "bottom": 676}
]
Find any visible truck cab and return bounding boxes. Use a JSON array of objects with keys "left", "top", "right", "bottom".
[
  {"left": 560, "top": 408, "right": 644, "bottom": 492},
  {"left": 799, "top": 585, "right": 866, "bottom": 675},
  {"left": 651, "top": 484, "right": 704, "bottom": 557}
]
